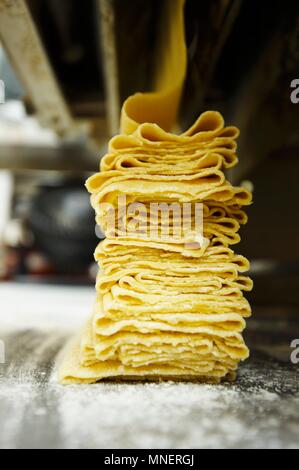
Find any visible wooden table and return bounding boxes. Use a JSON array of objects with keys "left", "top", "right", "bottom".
[{"left": 0, "top": 283, "right": 298, "bottom": 449}]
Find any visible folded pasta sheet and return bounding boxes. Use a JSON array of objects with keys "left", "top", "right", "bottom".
[
  {"left": 59, "top": 109, "right": 252, "bottom": 384},
  {"left": 59, "top": 0, "right": 252, "bottom": 384}
]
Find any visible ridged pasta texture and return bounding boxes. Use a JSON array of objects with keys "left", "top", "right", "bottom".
[{"left": 59, "top": 111, "right": 252, "bottom": 384}]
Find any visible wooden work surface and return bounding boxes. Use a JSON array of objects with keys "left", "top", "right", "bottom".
[{"left": 0, "top": 283, "right": 298, "bottom": 449}]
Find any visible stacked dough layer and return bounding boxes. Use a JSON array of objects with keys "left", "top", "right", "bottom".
[{"left": 59, "top": 111, "right": 252, "bottom": 384}]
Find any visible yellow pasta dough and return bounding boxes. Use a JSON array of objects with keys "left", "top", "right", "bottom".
[{"left": 58, "top": 0, "right": 252, "bottom": 384}]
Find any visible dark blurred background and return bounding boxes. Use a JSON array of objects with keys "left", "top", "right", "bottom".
[{"left": 0, "top": 0, "right": 298, "bottom": 313}]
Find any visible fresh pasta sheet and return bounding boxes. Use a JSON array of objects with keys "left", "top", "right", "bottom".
[{"left": 59, "top": 0, "right": 252, "bottom": 384}]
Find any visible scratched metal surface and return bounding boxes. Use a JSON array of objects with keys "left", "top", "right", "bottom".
[{"left": 0, "top": 285, "right": 298, "bottom": 449}]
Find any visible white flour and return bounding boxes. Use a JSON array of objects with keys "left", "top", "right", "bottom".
[
  {"left": 1, "top": 342, "right": 299, "bottom": 449},
  {"left": 0, "top": 283, "right": 298, "bottom": 449},
  {"left": 48, "top": 375, "right": 294, "bottom": 449},
  {"left": 0, "top": 382, "right": 37, "bottom": 448}
]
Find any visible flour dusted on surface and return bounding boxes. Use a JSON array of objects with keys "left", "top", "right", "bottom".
[
  {"left": 49, "top": 371, "right": 291, "bottom": 449},
  {"left": 1, "top": 304, "right": 299, "bottom": 449}
]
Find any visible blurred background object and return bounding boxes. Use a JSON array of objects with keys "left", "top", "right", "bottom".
[
  {"left": 0, "top": 0, "right": 298, "bottom": 309},
  {"left": 27, "top": 179, "right": 98, "bottom": 273}
]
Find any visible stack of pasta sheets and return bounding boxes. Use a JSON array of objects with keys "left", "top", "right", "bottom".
[{"left": 59, "top": 111, "right": 252, "bottom": 384}]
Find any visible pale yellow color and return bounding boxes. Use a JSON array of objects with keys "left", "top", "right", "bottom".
[
  {"left": 58, "top": 0, "right": 252, "bottom": 384},
  {"left": 58, "top": 319, "right": 240, "bottom": 385}
]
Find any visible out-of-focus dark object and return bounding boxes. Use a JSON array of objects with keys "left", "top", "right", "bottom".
[
  {"left": 182, "top": 0, "right": 299, "bottom": 180},
  {"left": 27, "top": 181, "right": 98, "bottom": 271}
]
